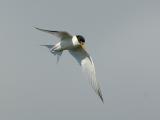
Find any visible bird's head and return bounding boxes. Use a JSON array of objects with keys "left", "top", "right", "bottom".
[{"left": 76, "top": 35, "right": 85, "bottom": 46}]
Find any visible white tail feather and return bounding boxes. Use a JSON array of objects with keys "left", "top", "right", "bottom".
[{"left": 41, "top": 45, "right": 63, "bottom": 63}]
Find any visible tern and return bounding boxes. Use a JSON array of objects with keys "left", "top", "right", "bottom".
[{"left": 35, "top": 27, "right": 103, "bottom": 103}]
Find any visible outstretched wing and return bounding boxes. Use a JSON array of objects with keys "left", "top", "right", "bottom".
[
  {"left": 69, "top": 47, "right": 103, "bottom": 102},
  {"left": 35, "top": 27, "right": 72, "bottom": 40}
]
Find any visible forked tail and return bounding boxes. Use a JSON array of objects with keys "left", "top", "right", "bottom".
[
  {"left": 40, "top": 45, "right": 53, "bottom": 49},
  {"left": 41, "top": 45, "right": 63, "bottom": 63}
]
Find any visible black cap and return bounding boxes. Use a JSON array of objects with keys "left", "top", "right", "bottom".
[{"left": 76, "top": 35, "right": 85, "bottom": 43}]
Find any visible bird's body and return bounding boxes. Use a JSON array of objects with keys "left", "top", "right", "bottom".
[
  {"left": 52, "top": 36, "right": 80, "bottom": 51},
  {"left": 35, "top": 27, "right": 103, "bottom": 103}
]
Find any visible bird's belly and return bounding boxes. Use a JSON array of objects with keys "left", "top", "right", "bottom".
[{"left": 61, "top": 40, "right": 76, "bottom": 50}]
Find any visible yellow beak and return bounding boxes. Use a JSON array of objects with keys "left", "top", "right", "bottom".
[{"left": 80, "top": 42, "right": 85, "bottom": 49}]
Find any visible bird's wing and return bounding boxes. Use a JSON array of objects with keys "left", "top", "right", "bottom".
[
  {"left": 35, "top": 27, "right": 72, "bottom": 40},
  {"left": 69, "top": 47, "right": 103, "bottom": 102}
]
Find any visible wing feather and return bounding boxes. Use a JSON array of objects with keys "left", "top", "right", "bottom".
[
  {"left": 69, "top": 47, "right": 103, "bottom": 102},
  {"left": 35, "top": 27, "right": 72, "bottom": 40}
]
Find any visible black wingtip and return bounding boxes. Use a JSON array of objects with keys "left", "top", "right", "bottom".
[
  {"left": 34, "top": 26, "right": 41, "bottom": 30},
  {"left": 33, "top": 27, "right": 59, "bottom": 33},
  {"left": 100, "top": 95, "right": 104, "bottom": 103},
  {"left": 98, "top": 89, "right": 104, "bottom": 103}
]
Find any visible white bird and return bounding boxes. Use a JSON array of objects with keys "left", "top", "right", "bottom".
[{"left": 35, "top": 27, "right": 103, "bottom": 103}]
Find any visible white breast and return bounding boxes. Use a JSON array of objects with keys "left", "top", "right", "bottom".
[{"left": 72, "top": 36, "right": 80, "bottom": 46}]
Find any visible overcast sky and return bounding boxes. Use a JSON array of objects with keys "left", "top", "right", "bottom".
[{"left": 0, "top": 0, "right": 160, "bottom": 120}]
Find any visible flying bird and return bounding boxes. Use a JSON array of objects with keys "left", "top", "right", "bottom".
[{"left": 35, "top": 27, "right": 103, "bottom": 103}]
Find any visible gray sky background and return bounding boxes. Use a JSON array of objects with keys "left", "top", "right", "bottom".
[{"left": 0, "top": 0, "right": 160, "bottom": 120}]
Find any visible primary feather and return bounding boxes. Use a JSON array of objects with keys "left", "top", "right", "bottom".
[{"left": 34, "top": 27, "right": 72, "bottom": 39}]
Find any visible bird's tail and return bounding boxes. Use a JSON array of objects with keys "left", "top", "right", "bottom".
[
  {"left": 40, "top": 45, "right": 53, "bottom": 49},
  {"left": 41, "top": 45, "right": 63, "bottom": 63}
]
